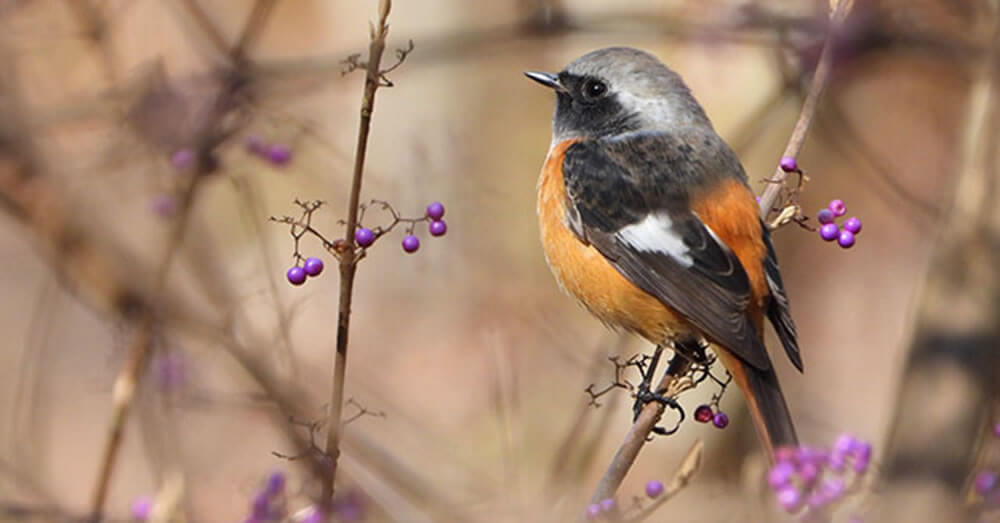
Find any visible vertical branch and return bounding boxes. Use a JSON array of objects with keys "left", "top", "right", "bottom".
[
  {"left": 757, "top": 0, "right": 852, "bottom": 218},
  {"left": 87, "top": 163, "right": 204, "bottom": 521},
  {"left": 87, "top": 2, "right": 282, "bottom": 516},
  {"left": 322, "top": 0, "right": 394, "bottom": 504}
]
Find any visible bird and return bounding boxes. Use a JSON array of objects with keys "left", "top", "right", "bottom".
[{"left": 525, "top": 47, "right": 802, "bottom": 460}]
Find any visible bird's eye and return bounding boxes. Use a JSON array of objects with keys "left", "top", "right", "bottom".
[{"left": 581, "top": 79, "right": 607, "bottom": 100}]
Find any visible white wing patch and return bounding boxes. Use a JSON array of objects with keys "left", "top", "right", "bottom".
[{"left": 617, "top": 213, "right": 693, "bottom": 267}]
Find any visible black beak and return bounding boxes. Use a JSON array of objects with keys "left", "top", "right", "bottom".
[{"left": 524, "top": 71, "right": 564, "bottom": 91}]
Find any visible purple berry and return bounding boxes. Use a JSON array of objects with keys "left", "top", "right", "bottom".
[
  {"left": 303, "top": 257, "right": 324, "bottom": 277},
  {"left": 776, "top": 486, "right": 801, "bottom": 512},
  {"left": 819, "top": 223, "right": 839, "bottom": 241},
  {"left": 402, "top": 235, "right": 420, "bottom": 253},
  {"left": 994, "top": 423, "right": 1000, "bottom": 438},
  {"left": 975, "top": 470, "right": 998, "bottom": 494},
  {"left": 768, "top": 461, "right": 795, "bottom": 489},
  {"left": 429, "top": 219, "right": 447, "bottom": 237},
  {"left": 712, "top": 412, "right": 730, "bottom": 429},
  {"left": 838, "top": 230, "right": 856, "bottom": 249},
  {"left": 585, "top": 504, "right": 602, "bottom": 519},
  {"left": 817, "top": 208, "right": 835, "bottom": 224},
  {"left": 829, "top": 199, "right": 847, "bottom": 217},
  {"left": 645, "top": 480, "right": 665, "bottom": 498},
  {"left": 694, "top": 405, "right": 713, "bottom": 423},
  {"left": 265, "top": 471, "right": 286, "bottom": 496},
  {"left": 834, "top": 434, "right": 856, "bottom": 455},
  {"left": 131, "top": 496, "right": 153, "bottom": 520},
  {"left": 779, "top": 156, "right": 798, "bottom": 172},
  {"left": 355, "top": 228, "right": 375, "bottom": 247},
  {"left": 844, "top": 216, "right": 862, "bottom": 234},
  {"left": 852, "top": 442, "right": 872, "bottom": 473},
  {"left": 267, "top": 144, "right": 292, "bottom": 166},
  {"left": 799, "top": 462, "right": 820, "bottom": 484},
  {"left": 286, "top": 266, "right": 307, "bottom": 286},
  {"left": 171, "top": 148, "right": 194, "bottom": 170},
  {"left": 599, "top": 498, "right": 616, "bottom": 512},
  {"left": 426, "top": 201, "right": 445, "bottom": 220},
  {"left": 796, "top": 446, "right": 828, "bottom": 465}
]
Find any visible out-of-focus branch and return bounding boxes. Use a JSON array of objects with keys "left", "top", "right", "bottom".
[
  {"left": 758, "top": 0, "right": 852, "bottom": 218},
  {"left": 868, "top": 17, "right": 1000, "bottom": 522}
]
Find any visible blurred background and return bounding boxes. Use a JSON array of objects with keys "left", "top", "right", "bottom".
[{"left": 0, "top": 0, "right": 998, "bottom": 521}]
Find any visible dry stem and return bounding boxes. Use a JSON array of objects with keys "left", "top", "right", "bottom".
[{"left": 322, "top": 0, "right": 396, "bottom": 504}]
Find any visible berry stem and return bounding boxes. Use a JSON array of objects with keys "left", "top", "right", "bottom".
[
  {"left": 322, "top": 0, "right": 396, "bottom": 506},
  {"left": 758, "top": 0, "right": 852, "bottom": 218}
]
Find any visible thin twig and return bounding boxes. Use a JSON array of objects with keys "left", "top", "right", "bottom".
[
  {"left": 322, "top": 0, "right": 397, "bottom": 504},
  {"left": 758, "top": 0, "right": 852, "bottom": 218}
]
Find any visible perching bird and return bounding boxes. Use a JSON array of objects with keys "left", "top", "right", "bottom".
[{"left": 526, "top": 47, "right": 802, "bottom": 459}]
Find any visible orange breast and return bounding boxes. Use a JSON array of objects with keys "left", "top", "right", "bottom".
[{"left": 536, "top": 140, "right": 690, "bottom": 343}]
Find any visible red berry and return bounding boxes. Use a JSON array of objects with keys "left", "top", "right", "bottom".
[{"left": 694, "top": 405, "right": 713, "bottom": 423}]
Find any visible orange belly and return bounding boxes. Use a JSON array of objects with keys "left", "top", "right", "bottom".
[{"left": 536, "top": 140, "right": 689, "bottom": 344}]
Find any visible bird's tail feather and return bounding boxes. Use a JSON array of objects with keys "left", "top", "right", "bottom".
[{"left": 717, "top": 350, "right": 798, "bottom": 462}]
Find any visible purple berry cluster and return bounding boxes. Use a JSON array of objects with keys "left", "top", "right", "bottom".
[
  {"left": 353, "top": 201, "right": 447, "bottom": 255},
  {"left": 693, "top": 404, "right": 729, "bottom": 429},
  {"left": 276, "top": 199, "right": 449, "bottom": 287},
  {"left": 769, "top": 434, "right": 872, "bottom": 516},
  {"left": 816, "top": 199, "right": 862, "bottom": 249},
  {"left": 286, "top": 257, "right": 324, "bottom": 286},
  {"left": 246, "top": 136, "right": 293, "bottom": 167}
]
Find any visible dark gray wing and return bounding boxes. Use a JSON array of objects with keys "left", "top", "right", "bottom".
[
  {"left": 563, "top": 134, "right": 771, "bottom": 370},
  {"left": 761, "top": 224, "right": 803, "bottom": 371}
]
